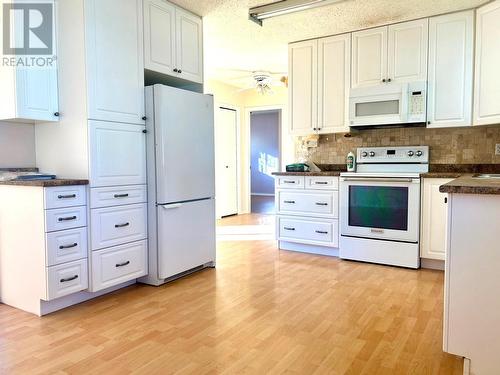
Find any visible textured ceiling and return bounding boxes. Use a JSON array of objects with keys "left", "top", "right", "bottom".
[{"left": 170, "top": 0, "right": 488, "bottom": 87}]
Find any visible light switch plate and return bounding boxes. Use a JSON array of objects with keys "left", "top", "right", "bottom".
[{"left": 496, "top": 144, "right": 500, "bottom": 155}]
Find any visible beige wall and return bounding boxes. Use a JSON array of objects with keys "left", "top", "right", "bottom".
[
  {"left": 0, "top": 122, "right": 35, "bottom": 168},
  {"left": 205, "top": 80, "right": 292, "bottom": 213}
]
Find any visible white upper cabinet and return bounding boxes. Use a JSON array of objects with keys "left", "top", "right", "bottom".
[
  {"left": 289, "top": 40, "right": 318, "bottom": 136},
  {"left": 143, "top": 0, "right": 203, "bottom": 84},
  {"left": 85, "top": 0, "right": 145, "bottom": 125},
  {"left": 351, "top": 27, "right": 387, "bottom": 88},
  {"left": 387, "top": 19, "right": 428, "bottom": 83},
  {"left": 474, "top": 0, "right": 500, "bottom": 126},
  {"left": 352, "top": 20, "right": 428, "bottom": 88},
  {"left": 317, "top": 34, "right": 351, "bottom": 134},
  {"left": 143, "top": 0, "right": 176, "bottom": 76},
  {"left": 175, "top": 8, "right": 203, "bottom": 83},
  {"left": 0, "top": 0, "right": 59, "bottom": 123},
  {"left": 427, "top": 11, "right": 474, "bottom": 128},
  {"left": 89, "top": 121, "right": 147, "bottom": 187}
]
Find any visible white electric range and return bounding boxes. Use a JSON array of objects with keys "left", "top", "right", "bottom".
[{"left": 339, "top": 146, "right": 429, "bottom": 269}]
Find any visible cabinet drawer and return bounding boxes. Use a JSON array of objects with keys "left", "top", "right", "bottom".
[
  {"left": 90, "top": 185, "right": 147, "bottom": 208},
  {"left": 45, "top": 259, "right": 88, "bottom": 301},
  {"left": 90, "top": 203, "right": 147, "bottom": 250},
  {"left": 305, "top": 176, "right": 339, "bottom": 190},
  {"left": 278, "top": 216, "right": 339, "bottom": 247},
  {"left": 45, "top": 185, "right": 87, "bottom": 209},
  {"left": 275, "top": 176, "right": 305, "bottom": 189},
  {"left": 91, "top": 240, "right": 147, "bottom": 291},
  {"left": 277, "top": 190, "right": 338, "bottom": 218},
  {"left": 45, "top": 206, "right": 87, "bottom": 232},
  {"left": 46, "top": 227, "right": 88, "bottom": 266}
]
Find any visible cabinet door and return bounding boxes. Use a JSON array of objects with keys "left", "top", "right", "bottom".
[
  {"left": 318, "top": 34, "right": 350, "bottom": 134},
  {"left": 388, "top": 19, "right": 428, "bottom": 83},
  {"left": 474, "top": 1, "right": 500, "bottom": 126},
  {"left": 85, "top": 0, "right": 145, "bottom": 125},
  {"left": 89, "top": 121, "right": 147, "bottom": 187},
  {"left": 351, "top": 27, "right": 387, "bottom": 88},
  {"left": 427, "top": 11, "right": 474, "bottom": 128},
  {"left": 175, "top": 8, "right": 203, "bottom": 84},
  {"left": 143, "top": 0, "right": 176, "bottom": 76},
  {"left": 420, "top": 178, "right": 453, "bottom": 260},
  {"left": 289, "top": 40, "right": 317, "bottom": 135}
]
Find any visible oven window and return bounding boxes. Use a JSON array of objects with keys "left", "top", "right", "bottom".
[
  {"left": 355, "top": 100, "right": 400, "bottom": 117},
  {"left": 349, "top": 186, "right": 408, "bottom": 231}
]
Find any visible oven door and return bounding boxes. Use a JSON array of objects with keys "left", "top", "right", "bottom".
[{"left": 340, "top": 177, "right": 420, "bottom": 243}]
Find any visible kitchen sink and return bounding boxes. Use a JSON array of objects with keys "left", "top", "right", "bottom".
[{"left": 472, "top": 174, "right": 500, "bottom": 179}]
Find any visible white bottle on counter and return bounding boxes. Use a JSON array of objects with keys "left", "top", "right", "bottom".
[{"left": 347, "top": 151, "right": 356, "bottom": 172}]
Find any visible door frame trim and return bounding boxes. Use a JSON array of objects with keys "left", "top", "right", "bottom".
[
  {"left": 245, "top": 105, "right": 284, "bottom": 214},
  {"left": 215, "top": 102, "right": 241, "bottom": 218}
]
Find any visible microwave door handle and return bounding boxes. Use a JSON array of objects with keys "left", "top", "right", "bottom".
[{"left": 401, "top": 83, "right": 409, "bottom": 123}]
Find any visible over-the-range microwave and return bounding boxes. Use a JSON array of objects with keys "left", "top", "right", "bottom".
[{"left": 349, "top": 82, "right": 427, "bottom": 127}]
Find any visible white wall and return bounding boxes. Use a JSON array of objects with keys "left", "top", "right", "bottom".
[{"left": 0, "top": 122, "right": 36, "bottom": 168}]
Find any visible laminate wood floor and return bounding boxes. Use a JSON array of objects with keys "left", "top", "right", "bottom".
[{"left": 0, "top": 221, "right": 462, "bottom": 374}]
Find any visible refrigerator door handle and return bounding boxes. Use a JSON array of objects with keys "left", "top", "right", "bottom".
[{"left": 159, "top": 203, "right": 183, "bottom": 209}]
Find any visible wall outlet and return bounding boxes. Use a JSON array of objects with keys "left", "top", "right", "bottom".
[{"left": 496, "top": 144, "right": 500, "bottom": 156}]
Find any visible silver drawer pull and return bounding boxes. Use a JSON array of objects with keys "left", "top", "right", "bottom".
[
  {"left": 114, "top": 193, "right": 129, "bottom": 198},
  {"left": 115, "top": 222, "right": 130, "bottom": 228},
  {"left": 315, "top": 230, "right": 328, "bottom": 234},
  {"left": 116, "top": 261, "right": 130, "bottom": 268},
  {"left": 59, "top": 243, "right": 78, "bottom": 250},
  {"left": 60, "top": 275, "right": 78, "bottom": 283},
  {"left": 283, "top": 180, "right": 296, "bottom": 184},
  {"left": 315, "top": 182, "right": 328, "bottom": 185},
  {"left": 58, "top": 216, "right": 77, "bottom": 222},
  {"left": 284, "top": 227, "right": 295, "bottom": 231},
  {"left": 283, "top": 200, "right": 295, "bottom": 204},
  {"left": 58, "top": 194, "right": 76, "bottom": 199},
  {"left": 315, "top": 202, "right": 328, "bottom": 206}
]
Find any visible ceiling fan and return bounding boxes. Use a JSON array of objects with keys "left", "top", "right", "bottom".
[{"left": 225, "top": 69, "right": 288, "bottom": 95}]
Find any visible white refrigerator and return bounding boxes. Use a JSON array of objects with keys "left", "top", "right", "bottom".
[{"left": 141, "top": 85, "right": 216, "bottom": 286}]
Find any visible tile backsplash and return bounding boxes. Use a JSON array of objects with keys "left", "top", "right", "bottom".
[{"left": 298, "top": 124, "right": 500, "bottom": 165}]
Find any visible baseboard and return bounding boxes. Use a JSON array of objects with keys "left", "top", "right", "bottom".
[
  {"left": 421, "top": 258, "right": 445, "bottom": 271},
  {"left": 279, "top": 241, "right": 339, "bottom": 257}
]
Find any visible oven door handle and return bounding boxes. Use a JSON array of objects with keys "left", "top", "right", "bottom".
[{"left": 341, "top": 177, "right": 416, "bottom": 183}]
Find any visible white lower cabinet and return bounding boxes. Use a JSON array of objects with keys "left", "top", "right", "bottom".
[
  {"left": 275, "top": 176, "right": 340, "bottom": 255},
  {"left": 45, "top": 259, "right": 89, "bottom": 301},
  {"left": 420, "top": 178, "right": 453, "bottom": 260},
  {"left": 91, "top": 240, "right": 147, "bottom": 291}
]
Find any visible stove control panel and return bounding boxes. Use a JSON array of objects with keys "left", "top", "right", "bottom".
[{"left": 357, "top": 146, "right": 429, "bottom": 163}]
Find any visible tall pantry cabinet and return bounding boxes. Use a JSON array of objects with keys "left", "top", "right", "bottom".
[{"left": 35, "top": 0, "right": 148, "bottom": 293}]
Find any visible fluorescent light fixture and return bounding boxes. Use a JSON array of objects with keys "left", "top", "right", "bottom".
[{"left": 249, "top": 0, "right": 346, "bottom": 25}]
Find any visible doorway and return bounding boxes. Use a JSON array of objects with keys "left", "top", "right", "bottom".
[
  {"left": 215, "top": 106, "right": 238, "bottom": 218},
  {"left": 250, "top": 110, "right": 280, "bottom": 214}
]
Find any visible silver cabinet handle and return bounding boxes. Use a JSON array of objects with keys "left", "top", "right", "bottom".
[
  {"left": 59, "top": 243, "right": 78, "bottom": 250},
  {"left": 315, "top": 230, "right": 328, "bottom": 234},
  {"left": 315, "top": 202, "right": 328, "bottom": 206},
  {"left": 58, "top": 216, "right": 77, "bottom": 222},
  {"left": 284, "top": 227, "right": 295, "bottom": 231},
  {"left": 116, "top": 261, "right": 130, "bottom": 268},
  {"left": 315, "top": 182, "right": 328, "bottom": 185},
  {"left": 283, "top": 180, "right": 296, "bottom": 184},
  {"left": 283, "top": 200, "right": 295, "bottom": 204},
  {"left": 60, "top": 275, "right": 78, "bottom": 283},
  {"left": 115, "top": 222, "right": 130, "bottom": 228},
  {"left": 58, "top": 194, "right": 76, "bottom": 199},
  {"left": 114, "top": 193, "right": 129, "bottom": 198}
]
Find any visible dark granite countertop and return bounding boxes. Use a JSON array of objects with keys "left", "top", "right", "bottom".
[
  {"left": 0, "top": 179, "right": 89, "bottom": 187},
  {"left": 439, "top": 175, "right": 500, "bottom": 195}
]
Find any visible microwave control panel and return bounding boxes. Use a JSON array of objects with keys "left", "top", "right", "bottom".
[
  {"left": 409, "top": 91, "right": 425, "bottom": 115},
  {"left": 407, "top": 83, "right": 427, "bottom": 122}
]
